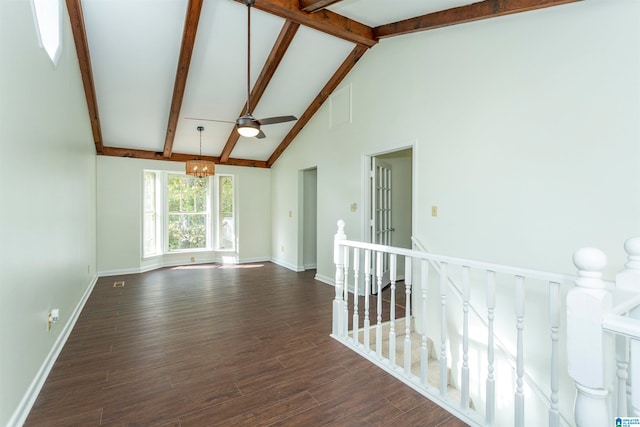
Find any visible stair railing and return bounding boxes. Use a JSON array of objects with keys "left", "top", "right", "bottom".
[
  {"left": 411, "top": 236, "right": 575, "bottom": 426},
  {"left": 567, "top": 238, "right": 640, "bottom": 426},
  {"left": 332, "top": 220, "right": 574, "bottom": 426}
]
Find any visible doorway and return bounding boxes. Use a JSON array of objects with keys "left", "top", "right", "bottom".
[
  {"left": 365, "top": 147, "right": 413, "bottom": 291},
  {"left": 301, "top": 168, "right": 317, "bottom": 270}
]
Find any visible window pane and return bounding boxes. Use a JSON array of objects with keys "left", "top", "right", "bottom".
[
  {"left": 144, "top": 172, "right": 155, "bottom": 212},
  {"left": 143, "top": 171, "right": 157, "bottom": 257},
  {"left": 218, "top": 176, "right": 234, "bottom": 250},
  {"left": 168, "top": 214, "right": 207, "bottom": 251},
  {"left": 143, "top": 212, "right": 156, "bottom": 255},
  {"left": 168, "top": 175, "right": 208, "bottom": 213}
]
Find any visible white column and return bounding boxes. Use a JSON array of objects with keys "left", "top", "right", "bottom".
[
  {"left": 549, "top": 281, "right": 561, "bottom": 427},
  {"left": 461, "top": 266, "right": 470, "bottom": 409},
  {"left": 514, "top": 275, "right": 525, "bottom": 427},
  {"left": 419, "top": 258, "right": 430, "bottom": 386},
  {"left": 567, "top": 247, "right": 612, "bottom": 427},
  {"left": 343, "top": 247, "right": 350, "bottom": 338},
  {"left": 486, "top": 270, "right": 496, "bottom": 425},
  {"left": 439, "top": 262, "right": 448, "bottom": 396},
  {"left": 403, "top": 257, "right": 412, "bottom": 376},
  {"left": 352, "top": 248, "right": 360, "bottom": 344},
  {"left": 389, "top": 254, "right": 397, "bottom": 366},
  {"left": 333, "top": 220, "right": 346, "bottom": 337}
]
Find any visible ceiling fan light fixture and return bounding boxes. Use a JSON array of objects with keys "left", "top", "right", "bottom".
[
  {"left": 236, "top": 115, "right": 260, "bottom": 138},
  {"left": 237, "top": 126, "right": 260, "bottom": 138},
  {"left": 186, "top": 126, "right": 215, "bottom": 178}
]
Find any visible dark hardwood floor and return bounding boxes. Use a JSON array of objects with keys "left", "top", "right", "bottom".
[{"left": 25, "top": 262, "right": 467, "bottom": 426}]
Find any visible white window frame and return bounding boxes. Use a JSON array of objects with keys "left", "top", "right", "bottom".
[
  {"left": 165, "top": 173, "right": 212, "bottom": 253},
  {"left": 143, "top": 171, "right": 162, "bottom": 257},
  {"left": 214, "top": 174, "right": 236, "bottom": 252},
  {"left": 142, "top": 171, "right": 236, "bottom": 258}
]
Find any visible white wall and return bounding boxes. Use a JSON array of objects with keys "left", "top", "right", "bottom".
[
  {"left": 97, "top": 156, "right": 272, "bottom": 274},
  {"left": 0, "top": 1, "right": 97, "bottom": 425},
  {"left": 271, "top": 0, "right": 640, "bottom": 282}
]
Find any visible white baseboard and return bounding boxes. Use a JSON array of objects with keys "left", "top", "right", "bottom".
[
  {"left": 8, "top": 274, "right": 99, "bottom": 427},
  {"left": 314, "top": 273, "right": 334, "bottom": 285},
  {"left": 270, "top": 257, "right": 304, "bottom": 272},
  {"left": 98, "top": 256, "right": 273, "bottom": 277}
]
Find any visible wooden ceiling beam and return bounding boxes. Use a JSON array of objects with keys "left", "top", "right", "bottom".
[
  {"left": 101, "top": 147, "right": 269, "bottom": 168},
  {"left": 66, "top": 0, "right": 103, "bottom": 154},
  {"left": 162, "top": 0, "right": 204, "bottom": 158},
  {"left": 235, "top": 0, "right": 377, "bottom": 47},
  {"left": 374, "top": 0, "right": 582, "bottom": 38},
  {"left": 220, "top": 20, "right": 300, "bottom": 163},
  {"left": 300, "top": 0, "right": 344, "bottom": 13},
  {"left": 267, "top": 44, "right": 367, "bottom": 167}
]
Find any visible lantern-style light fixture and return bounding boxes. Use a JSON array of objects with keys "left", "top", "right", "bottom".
[{"left": 185, "top": 126, "right": 215, "bottom": 177}]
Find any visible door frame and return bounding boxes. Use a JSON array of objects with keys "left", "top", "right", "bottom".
[
  {"left": 361, "top": 140, "right": 417, "bottom": 248},
  {"left": 297, "top": 167, "right": 318, "bottom": 271},
  {"left": 361, "top": 141, "right": 417, "bottom": 294}
]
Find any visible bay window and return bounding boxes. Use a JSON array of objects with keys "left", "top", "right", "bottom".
[{"left": 143, "top": 171, "right": 235, "bottom": 258}]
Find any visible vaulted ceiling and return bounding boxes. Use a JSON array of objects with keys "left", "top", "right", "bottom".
[{"left": 67, "top": 0, "right": 579, "bottom": 168}]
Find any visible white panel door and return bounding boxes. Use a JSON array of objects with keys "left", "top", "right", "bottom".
[{"left": 370, "top": 157, "right": 393, "bottom": 292}]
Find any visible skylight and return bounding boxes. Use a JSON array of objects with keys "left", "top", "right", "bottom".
[{"left": 32, "top": 0, "right": 62, "bottom": 65}]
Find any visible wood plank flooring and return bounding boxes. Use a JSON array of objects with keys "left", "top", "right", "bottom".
[{"left": 25, "top": 262, "right": 467, "bottom": 426}]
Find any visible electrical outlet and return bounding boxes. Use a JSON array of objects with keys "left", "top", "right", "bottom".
[
  {"left": 431, "top": 206, "right": 438, "bottom": 217},
  {"left": 281, "top": 245, "right": 284, "bottom": 252},
  {"left": 47, "top": 309, "right": 59, "bottom": 331},
  {"left": 190, "top": 256, "right": 195, "bottom": 262}
]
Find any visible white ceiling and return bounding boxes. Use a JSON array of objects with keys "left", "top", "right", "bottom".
[
  {"left": 329, "top": 0, "right": 475, "bottom": 26},
  {"left": 76, "top": 0, "right": 567, "bottom": 165}
]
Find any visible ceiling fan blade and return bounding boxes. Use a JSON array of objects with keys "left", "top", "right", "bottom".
[
  {"left": 256, "top": 115, "right": 297, "bottom": 126},
  {"left": 185, "top": 117, "right": 235, "bottom": 124},
  {"left": 256, "top": 129, "right": 266, "bottom": 139}
]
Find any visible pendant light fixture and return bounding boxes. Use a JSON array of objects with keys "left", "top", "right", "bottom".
[{"left": 185, "top": 126, "right": 215, "bottom": 177}]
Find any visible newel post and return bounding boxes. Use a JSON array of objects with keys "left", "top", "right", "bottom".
[
  {"left": 333, "top": 220, "right": 347, "bottom": 337},
  {"left": 616, "top": 237, "right": 640, "bottom": 416},
  {"left": 567, "top": 247, "right": 613, "bottom": 427}
]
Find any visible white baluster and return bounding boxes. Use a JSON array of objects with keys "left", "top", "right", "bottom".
[
  {"left": 549, "top": 281, "right": 561, "bottom": 427},
  {"left": 461, "top": 266, "right": 470, "bottom": 409},
  {"left": 514, "top": 275, "right": 525, "bottom": 427},
  {"left": 486, "top": 270, "right": 496, "bottom": 425},
  {"left": 617, "top": 237, "right": 640, "bottom": 415},
  {"left": 376, "top": 251, "right": 383, "bottom": 359},
  {"left": 343, "top": 247, "right": 350, "bottom": 338},
  {"left": 567, "top": 247, "right": 611, "bottom": 427},
  {"left": 617, "top": 334, "right": 629, "bottom": 417},
  {"left": 364, "top": 249, "right": 371, "bottom": 351},
  {"left": 404, "top": 257, "right": 412, "bottom": 376},
  {"left": 352, "top": 248, "right": 360, "bottom": 345},
  {"left": 333, "top": 220, "right": 346, "bottom": 337},
  {"left": 389, "top": 254, "right": 397, "bottom": 366},
  {"left": 439, "top": 262, "right": 448, "bottom": 396},
  {"left": 420, "top": 258, "right": 429, "bottom": 385}
]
